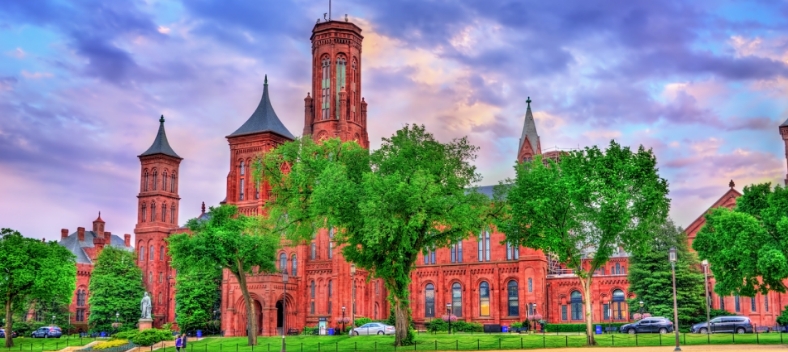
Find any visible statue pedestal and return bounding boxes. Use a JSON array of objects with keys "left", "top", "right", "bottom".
[{"left": 139, "top": 319, "right": 153, "bottom": 331}]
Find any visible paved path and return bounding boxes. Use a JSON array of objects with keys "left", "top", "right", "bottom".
[{"left": 477, "top": 345, "right": 788, "bottom": 352}]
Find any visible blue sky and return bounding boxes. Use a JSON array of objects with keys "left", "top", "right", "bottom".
[{"left": 1, "top": 0, "right": 788, "bottom": 240}]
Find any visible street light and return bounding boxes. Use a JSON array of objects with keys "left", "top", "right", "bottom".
[
  {"left": 702, "top": 259, "right": 710, "bottom": 335},
  {"left": 669, "top": 247, "right": 681, "bottom": 352},
  {"left": 350, "top": 264, "right": 356, "bottom": 338},
  {"left": 639, "top": 301, "right": 644, "bottom": 318},
  {"left": 282, "top": 272, "right": 288, "bottom": 352},
  {"left": 52, "top": 315, "right": 56, "bottom": 326},
  {"left": 341, "top": 306, "right": 346, "bottom": 333},
  {"left": 446, "top": 303, "right": 452, "bottom": 335}
]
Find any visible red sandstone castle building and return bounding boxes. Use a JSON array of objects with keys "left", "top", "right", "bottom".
[{"left": 57, "top": 18, "right": 788, "bottom": 334}]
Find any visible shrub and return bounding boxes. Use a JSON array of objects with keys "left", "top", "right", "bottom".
[
  {"left": 354, "top": 317, "right": 372, "bottom": 327},
  {"left": 509, "top": 322, "right": 522, "bottom": 329},
  {"left": 544, "top": 323, "right": 628, "bottom": 333},
  {"left": 93, "top": 339, "right": 130, "bottom": 350},
  {"left": 426, "top": 319, "right": 447, "bottom": 332},
  {"left": 777, "top": 306, "right": 788, "bottom": 326}
]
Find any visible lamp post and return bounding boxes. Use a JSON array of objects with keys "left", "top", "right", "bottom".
[
  {"left": 282, "top": 272, "right": 288, "bottom": 352},
  {"left": 669, "top": 247, "right": 681, "bottom": 352},
  {"left": 341, "top": 306, "right": 346, "bottom": 333},
  {"left": 52, "top": 315, "right": 56, "bottom": 326},
  {"left": 446, "top": 303, "right": 452, "bottom": 335},
  {"left": 350, "top": 264, "right": 356, "bottom": 338},
  {"left": 702, "top": 259, "right": 710, "bottom": 335},
  {"left": 639, "top": 301, "right": 644, "bottom": 317}
]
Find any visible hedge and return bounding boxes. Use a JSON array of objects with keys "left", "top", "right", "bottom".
[{"left": 544, "top": 323, "right": 628, "bottom": 332}]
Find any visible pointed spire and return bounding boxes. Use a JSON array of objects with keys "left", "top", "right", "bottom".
[
  {"left": 228, "top": 76, "right": 295, "bottom": 139},
  {"left": 201, "top": 201, "right": 205, "bottom": 214},
  {"left": 94, "top": 211, "right": 104, "bottom": 223},
  {"left": 519, "top": 97, "right": 540, "bottom": 155},
  {"left": 729, "top": 179, "right": 735, "bottom": 189},
  {"left": 140, "top": 115, "right": 181, "bottom": 158}
]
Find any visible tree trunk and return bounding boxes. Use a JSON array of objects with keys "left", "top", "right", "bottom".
[
  {"left": 579, "top": 275, "right": 596, "bottom": 345},
  {"left": 235, "top": 259, "right": 257, "bottom": 346},
  {"left": 393, "top": 296, "right": 409, "bottom": 346},
  {"left": 4, "top": 294, "right": 13, "bottom": 348}
]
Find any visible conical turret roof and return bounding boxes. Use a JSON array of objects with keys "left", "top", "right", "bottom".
[
  {"left": 518, "top": 97, "right": 540, "bottom": 154},
  {"left": 140, "top": 115, "right": 181, "bottom": 159},
  {"left": 228, "top": 76, "right": 295, "bottom": 139}
]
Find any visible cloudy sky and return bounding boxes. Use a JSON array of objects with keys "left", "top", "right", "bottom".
[{"left": 1, "top": 0, "right": 787, "bottom": 240}]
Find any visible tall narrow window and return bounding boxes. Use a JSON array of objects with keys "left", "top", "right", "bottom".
[
  {"left": 310, "top": 281, "right": 315, "bottom": 298},
  {"left": 507, "top": 281, "right": 519, "bottom": 316},
  {"left": 162, "top": 202, "right": 167, "bottom": 223},
  {"left": 153, "top": 170, "right": 158, "bottom": 190},
  {"left": 141, "top": 203, "right": 147, "bottom": 222},
  {"left": 561, "top": 305, "right": 567, "bottom": 321},
  {"left": 328, "top": 280, "right": 333, "bottom": 314},
  {"left": 321, "top": 57, "right": 330, "bottom": 120},
  {"left": 171, "top": 173, "right": 176, "bottom": 193},
  {"left": 603, "top": 303, "right": 610, "bottom": 320},
  {"left": 160, "top": 246, "right": 165, "bottom": 261},
  {"left": 423, "top": 249, "right": 435, "bottom": 265},
  {"left": 151, "top": 202, "right": 156, "bottom": 221},
  {"left": 143, "top": 170, "right": 149, "bottom": 191},
  {"left": 527, "top": 278, "right": 533, "bottom": 292},
  {"left": 735, "top": 295, "right": 740, "bottom": 312},
  {"left": 311, "top": 242, "right": 316, "bottom": 260},
  {"left": 279, "top": 253, "right": 287, "bottom": 273},
  {"left": 162, "top": 171, "right": 168, "bottom": 191},
  {"left": 351, "top": 59, "right": 357, "bottom": 121},
  {"left": 765, "top": 295, "right": 770, "bottom": 312},
  {"left": 159, "top": 272, "right": 163, "bottom": 283},
  {"left": 451, "top": 241, "right": 463, "bottom": 263},
  {"left": 375, "top": 281, "right": 379, "bottom": 295},
  {"left": 240, "top": 161, "right": 245, "bottom": 175},
  {"left": 479, "top": 282, "right": 490, "bottom": 316},
  {"left": 425, "top": 284, "right": 435, "bottom": 317},
  {"left": 506, "top": 242, "right": 519, "bottom": 260},
  {"left": 239, "top": 178, "right": 245, "bottom": 200},
  {"left": 335, "top": 57, "right": 346, "bottom": 118},
  {"left": 615, "top": 263, "right": 621, "bottom": 275},
  {"left": 571, "top": 291, "right": 583, "bottom": 320},
  {"left": 291, "top": 254, "right": 297, "bottom": 276},
  {"left": 612, "top": 289, "right": 625, "bottom": 320},
  {"left": 139, "top": 246, "right": 145, "bottom": 261},
  {"left": 149, "top": 272, "right": 153, "bottom": 283},
  {"left": 255, "top": 182, "right": 259, "bottom": 199},
  {"left": 751, "top": 297, "right": 757, "bottom": 312},
  {"left": 171, "top": 205, "right": 176, "bottom": 224},
  {"left": 328, "top": 241, "right": 333, "bottom": 259},
  {"left": 451, "top": 283, "right": 462, "bottom": 317},
  {"left": 149, "top": 245, "right": 154, "bottom": 261},
  {"left": 478, "top": 230, "right": 490, "bottom": 262}
]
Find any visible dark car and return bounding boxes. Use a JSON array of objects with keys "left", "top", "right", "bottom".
[
  {"left": 31, "top": 326, "right": 62, "bottom": 338},
  {"left": 619, "top": 317, "right": 674, "bottom": 334},
  {"left": 691, "top": 316, "right": 753, "bottom": 334},
  {"left": 0, "top": 329, "right": 18, "bottom": 338}
]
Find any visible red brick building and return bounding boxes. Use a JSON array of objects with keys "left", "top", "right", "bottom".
[{"left": 57, "top": 18, "right": 788, "bottom": 334}]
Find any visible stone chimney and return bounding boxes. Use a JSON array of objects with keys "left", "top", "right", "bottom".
[
  {"left": 77, "top": 227, "right": 85, "bottom": 242},
  {"left": 124, "top": 234, "right": 131, "bottom": 247},
  {"left": 93, "top": 236, "right": 106, "bottom": 252},
  {"left": 104, "top": 231, "right": 111, "bottom": 243},
  {"left": 61, "top": 228, "right": 69, "bottom": 239}
]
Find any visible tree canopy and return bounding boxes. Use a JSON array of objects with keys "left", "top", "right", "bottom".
[
  {"left": 0, "top": 228, "right": 76, "bottom": 347},
  {"left": 255, "top": 125, "right": 491, "bottom": 345},
  {"left": 173, "top": 260, "right": 222, "bottom": 334},
  {"left": 693, "top": 183, "right": 788, "bottom": 296},
  {"left": 168, "top": 204, "right": 279, "bottom": 346},
  {"left": 88, "top": 246, "right": 144, "bottom": 334},
  {"left": 496, "top": 141, "right": 670, "bottom": 345}
]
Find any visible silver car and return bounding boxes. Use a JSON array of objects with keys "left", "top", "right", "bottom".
[{"left": 350, "top": 323, "right": 395, "bottom": 335}]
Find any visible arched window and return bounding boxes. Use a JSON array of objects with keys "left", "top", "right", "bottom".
[
  {"left": 149, "top": 245, "right": 154, "bottom": 261},
  {"left": 506, "top": 242, "right": 519, "bottom": 260},
  {"left": 507, "top": 281, "right": 519, "bottom": 316},
  {"left": 139, "top": 245, "right": 145, "bottom": 261},
  {"left": 162, "top": 171, "right": 168, "bottom": 191},
  {"left": 612, "top": 289, "right": 625, "bottom": 320},
  {"left": 279, "top": 253, "right": 287, "bottom": 273},
  {"left": 151, "top": 202, "right": 156, "bottom": 221},
  {"left": 425, "top": 284, "right": 435, "bottom": 317},
  {"left": 328, "top": 240, "right": 333, "bottom": 259},
  {"left": 311, "top": 242, "right": 316, "bottom": 260},
  {"left": 615, "top": 263, "right": 621, "bottom": 275},
  {"left": 335, "top": 56, "right": 346, "bottom": 117},
  {"left": 143, "top": 170, "right": 149, "bottom": 191},
  {"left": 141, "top": 203, "right": 147, "bottom": 222},
  {"left": 239, "top": 178, "right": 245, "bottom": 200},
  {"left": 170, "top": 205, "right": 176, "bottom": 224},
  {"left": 153, "top": 170, "right": 158, "bottom": 190},
  {"left": 171, "top": 173, "right": 176, "bottom": 193},
  {"left": 160, "top": 246, "right": 165, "bottom": 261},
  {"left": 351, "top": 59, "right": 357, "bottom": 121},
  {"left": 162, "top": 202, "right": 167, "bottom": 223},
  {"left": 291, "top": 254, "right": 297, "bottom": 276},
  {"left": 327, "top": 280, "right": 333, "bottom": 314},
  {"left": 321, "top": 56, "right": 331, "bottom": 120},
  {"left": 451, "top": 283, "right": 462, "bottom": 317},
  {"left": 478, "top": 230, "right": 490, "bottom": 262},
  {"left": 479, "top": 282, "right": 490, "bottom": 316},
  {"left": 310, "top": 280, "right": 316, "bottom": 314},
  {"left": 570, "top": 291, "right": 583, "bottom": 320},
  {"left": 240, "top": 160, "right": 245, "bottom": 175},
  {"left": 528, "top": 278, "right": 533, "bottom": 292}
]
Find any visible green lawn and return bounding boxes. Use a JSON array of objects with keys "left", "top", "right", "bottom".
[{"left": 0, "top": 337, "right": 99, "bottom": 352}]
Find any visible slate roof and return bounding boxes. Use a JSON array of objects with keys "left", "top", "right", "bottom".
[
  {"left": 140, "top": 115, "right": 181, "bottom": 159},
  {"left": 58, "top": 231, "right": 132, "bottom": 264},
  {"left": 781, "top": 117, "right": 788, "bottom": 127},
  {"left": 518, "top": 97, "right": 540, "bottom": 154},
  {"left": 228, "top": 76, "right": 295, "bottom": 139}
]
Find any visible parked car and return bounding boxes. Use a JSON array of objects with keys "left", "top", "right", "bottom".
[
  {"left": 31, "top": 326, "right": 62, "bottom": 338},
  {"left": 350, "top": 323, "right": 396, "bottom": 335},
  {"left": 690, "top": 316, "right": 753, "bottom": 334},
  {"left": 619, "top": 317, "right": 674, "bottom": 334},
  {"left": 0, "top": 329, "right": 18, "bottom": 338}
]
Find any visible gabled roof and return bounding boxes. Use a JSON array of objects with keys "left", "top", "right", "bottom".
[
  {"left": 227, "top": 76, "right": 295, "bottom": 140},
  {"left": 58, "top": 231, "right": 132, "bottom": 264},
  {"left": 140, "top": 115, "right": 181, "bottom": 159},
  {"left": 684, "top": 184, "right": 742, "bottom": 238},
  {"left": 519, "top": 97, "right": 539, "bottom": 155}
]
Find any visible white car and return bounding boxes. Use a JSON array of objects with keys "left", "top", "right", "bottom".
[{"left": 350, "top": 323, "right": 396, "bottom": 335}]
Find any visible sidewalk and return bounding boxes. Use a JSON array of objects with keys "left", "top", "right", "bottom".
[{"left": 479, "top": 345, "right": 788, "bottom": 352}]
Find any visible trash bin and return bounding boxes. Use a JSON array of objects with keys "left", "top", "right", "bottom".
[
  {"left": 100, "top": 331, "right": 106, "bottom": 337},
  {"left": 328, "top": 328, "right": 335, "bottom": 336},
  {"left": 594, "top": 325, "right": 602, "bottom": 335},
  {"left": 502, "top": 326, "right": 508, "bottom": 333},
  {"left": 196, "top": 330, "right": 202, "bottom": 338}
]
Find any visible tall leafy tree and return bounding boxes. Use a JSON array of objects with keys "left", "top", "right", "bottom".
[
  {"left": 627, "top": 219, "right": 705, "bottom": 327},
  {"left": 168, "top": 205, "right": 279, "bottom": 346},
  {"left": 496, "top": 141, "right": 670, "bottom": 345},
  {"left": 255, "top": 125, "right": 490, "bottom": 346},
  {"left": 173, "top": 264, "right": 222, "bottom": 334},
  {"left": 88, "top": 246, "right": 144, "bottom": 333},
  {"left": 693, "top": 183, "right": 788, "bottom": 296},
  {"left": 0, "top": 228, "right": 76, "bottom": 348}
]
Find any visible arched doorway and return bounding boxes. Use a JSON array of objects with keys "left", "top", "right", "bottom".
[{"left": 276, "top": 300, "right": 284, "bottom": 335}]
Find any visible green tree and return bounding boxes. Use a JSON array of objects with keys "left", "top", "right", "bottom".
[
  {"left": 255, "top": 125, "right": 490, "bottom": 346},
  {"left": 0, "top": 228, "right": 76, "bottom": 347},
  {"left": 173, "top": 264, "right": 222, "bottom": 334},
  {"left": 88, "top": 246, "right": 144, "bottom": 333},
  {"left": 168, "top": 205, "right": 279, "bottom": 346},
  {"left": 496, "top": 141, "right": 670, "bottom": 345},
  {"left": 627, "top": 219, "right": 706, "bottom": 327},
  {"left": 693, "top": 183, "right": 788, "bottom": 296}
]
